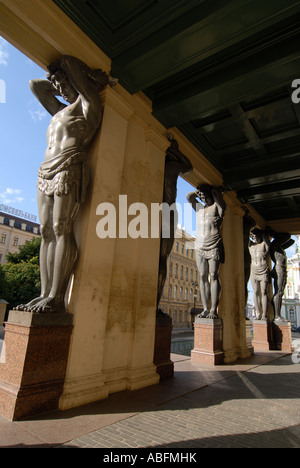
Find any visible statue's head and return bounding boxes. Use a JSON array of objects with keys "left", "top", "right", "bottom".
[
  {"left": 196, "top": 184, "right": 214, "bottom": 206},
  {"left": 250, "top": 228, "right": 263, "bottom": 244},
  {"left": 47, "top": 62, "right": 78, "bottom": 104}
]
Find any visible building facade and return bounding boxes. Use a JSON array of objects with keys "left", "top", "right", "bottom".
[
  {"left": 158, "top": 228, "right": 202, "bottom": 328},
  {"left": 282, "top": 237, "right": 300, "bottom": 327},
  {"left": 0, "top": 209, "right": 40, "bottom": 265}
]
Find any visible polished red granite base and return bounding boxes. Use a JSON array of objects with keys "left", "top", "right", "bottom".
[
  {"left": 252, "top": 320, "right": 272, "bottom": 352},
  {"left": 272, "top": 320, "right": 293, "bottom": 353},
  {"left": 0, "top": 311, "right": 73, "bottom": 421},
  {"left": 191, "top": 318, "right": 224, "bottom": 366},
  {"left": 153, "top": 313, "right": 174, "bottom": 381}
]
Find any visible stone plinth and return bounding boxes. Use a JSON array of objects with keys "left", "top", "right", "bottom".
[
  {"left": 252, "top": 320, "right": 272, "bottom": 351},
  {"left": 272, "top": 321, "right": 293, "bottom": 353},
  {"left": 191, "top": 318, "right": 224, "bottom": 366},
  {"left": 153, "top": 313, "right": 174, "bottom": 381},
  {"left": 0, "top": 310, "right": 73, "bottom": 421}
]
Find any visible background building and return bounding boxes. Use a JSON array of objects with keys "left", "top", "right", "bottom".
[
  {"left": 282, "top": 236, "right": 300, "bottom": 328},
  {"left": 0, "top": 207, "right": 40, "bottom": 264},
  {"left": 158, "top": 227, "right": 202, "bottom": 328}
]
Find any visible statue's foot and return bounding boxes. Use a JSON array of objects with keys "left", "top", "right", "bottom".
[
  {"left": 275, "top": 315, "right": 287, "bottom": 322},
  {"left": 198, "top": 310, "right": 209, "bottom": 318},
  {"left": 14, "top": 296, "right": 45, "bottom": 311},
  {"left": 29, "top": 297, "right": 66, "bottom": 314},
  {"left": 207, "top": 312, "right": 218, "bottom": 319}
]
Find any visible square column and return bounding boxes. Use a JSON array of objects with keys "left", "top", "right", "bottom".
[
  {"left": 191, "top": 318, "right": 224, "bottom": 366},
  {"left": 0, "top": 311, "right": 73, "bottom": 421}
]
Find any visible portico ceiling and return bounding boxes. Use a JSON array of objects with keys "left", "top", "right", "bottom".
[{"left": 53, "top": 0, "right": 300, "bottom": 226}]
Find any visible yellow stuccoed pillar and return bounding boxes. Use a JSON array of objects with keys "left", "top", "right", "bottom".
[{"left": 219, "top": 198, "right": 254, "bottom": 363}]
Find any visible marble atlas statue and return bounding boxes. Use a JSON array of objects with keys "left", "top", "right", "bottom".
[
  {"left": 186, "top": 185, "right": 226, "bottom": 319},
  {"left": 16, "top": 56, "right": 116, "bottom": 314},
  {"left": 249, "top": 228, "right": 271, "bottom": 321},
  {"left": 156, "top": 134, "right": 193, "bottom": 315}
]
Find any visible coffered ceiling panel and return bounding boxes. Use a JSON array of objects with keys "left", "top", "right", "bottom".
[{"left": 54, "top": 0, "right": 300, "bottom": 225}]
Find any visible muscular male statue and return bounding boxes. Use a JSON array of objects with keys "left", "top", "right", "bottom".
[
  {"left": 249, "top": 229, "right": 270, "bottom": 320},
  {"left": 16, "top": 56, "right": 114, "bottom": 313},
  {"left": 269, "top": 230, "right": 294, "bottom": 321},
  {"left": 186, "top": 185, "right": 226, "bottom": 319},
  {"left": 156, "top": 134, "right": 192, "bottom": 312}
]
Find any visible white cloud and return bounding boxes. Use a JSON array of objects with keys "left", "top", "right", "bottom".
[
  {"left": 0, "top": 38, "right": 9, "bottom": 67},
  {"left": 28, "top": 108, "right": 47, "bottom": 123},
  {"left": 0, "top": 188, "right": 23, "bottom": 204}
]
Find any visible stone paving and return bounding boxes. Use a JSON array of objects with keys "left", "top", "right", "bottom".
[
  {"left": 1, "top": 329, "right": 300, "bottom": 449},
  {"left": 60, "top": 353, "right": 300, "bottom": 449}
]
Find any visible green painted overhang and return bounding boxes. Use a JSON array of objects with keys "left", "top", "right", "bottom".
[{"left": 54, "top": 0, "right": 300, "bottom": 225}]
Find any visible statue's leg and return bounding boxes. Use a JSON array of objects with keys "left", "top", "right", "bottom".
[
  {"left": 15, "top": 191, "right": 55, "bottom": 311},
  {"left": 196, "top": 253, "right": 210, "bottom": 317},
  {"left": 273, "top": 274, "right": 287, "bottom": 321},
  {"left": 31, "top": 188, "right": 79, "bottom": 313},
  {"left": 251, "top": 276, "right": 262, "bottom": 319},
  {"left": 260, "top": 279, "right": 269, "bottom": 321},
  {"left": 208, "top": 259, "right": 221, "bottom": 319}
]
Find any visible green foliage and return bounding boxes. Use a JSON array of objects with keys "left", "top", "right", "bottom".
[
  {"left": 6, "top": 237, "right": 41, "bottom": 264},
  {"left": 0, "top": 237, "right": 41, "bottom": 307},
  {"left": 0, "top": 262, "right": 41, "bottom": 306}
]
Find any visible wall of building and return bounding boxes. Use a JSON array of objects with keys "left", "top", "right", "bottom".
[
  {"left": 158, "top": 228, "right": 202, "bottom": 328},
  {"left": 282, "top": 237, "right": 300, "bottom": 327},
  {"left": 0, "top": 212, "right": 40, "bottom": 264}
]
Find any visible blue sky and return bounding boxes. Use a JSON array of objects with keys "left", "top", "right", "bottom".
[
  {"left": 0, "top": 36, "right": 298, "bottom": 264},
  {"left": 0, "top": 37, "right": 49, "bottom": 219}
]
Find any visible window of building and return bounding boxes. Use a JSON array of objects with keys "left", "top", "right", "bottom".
[
  {"left": 175, "top": 264, "right": 178, "bottom": 277},
  {"left": 180, "top": 287, "right": 183, "bottom": 300},
  {"left": 174, "top": 286, "right": 177, "bottom": 299},
  {"left": 191, "top": 250, "right": 194, "bottom": 259},
  {"left": 190, "top": 289, "right": 193, "bottom": 301},
  {"left": 13, "top": 237, "right": 19, "bottom": 246},
  {"left": 181, "top": 244, "right": 184, "bottom": 254},
  {"left": 186, "top": 248, "right": 189, "bottom": 257},
  {"left": 289, "top": 307, "right": 296, "bottom": 321},
  {"left": 185, "top": 267, "right": 188, "bottom": 280},
  {"left": 0, "top": 234, "right": 6, "bottom": 244},
  {"left": 191, "top": 269, "right": 193, "bottom": 281},
  {"left": 185, "top": 288, "right": 188, "bottom": 300},
  {"left": 169, "top": 262, "right": 173, "bottom": 276},
  {"left": 3, "top": 218, "right": 9, "bottom": 226},
  {"left": 14, "top": 221, "right": 21, "bottom": 229},
  {"left": 176, "top": 242, "right": 179, "bottom": 252},
  {"left": 180, "top": 265, "right": 183, "bottom": 278}
]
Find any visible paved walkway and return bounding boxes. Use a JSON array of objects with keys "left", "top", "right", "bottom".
[{"left": 0, "top": 344, "right": 300, "bottom": 449}]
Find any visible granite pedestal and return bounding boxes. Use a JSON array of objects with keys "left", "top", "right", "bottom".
[
  {"left": 191, "top": 317, "right": 224, "bottom": 366},
  {"left": 0, "top": 310, "right": 73, "bottom": 421},
  {"left": 272, "top": 320, "right": 293, "bottom": 353},
  {"left": 252, "top": 320, "right": 272, "bottom": 351},
  {"left": 153, "top": 313, "right": 174, "bottom": 381}
]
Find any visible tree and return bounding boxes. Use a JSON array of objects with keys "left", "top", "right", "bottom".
[
  {"left": 6, "top": 237, "right": 41, "bottom": 264},
  {"left": 0, "top": 238, "right": 41, "bottom": 308}
]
